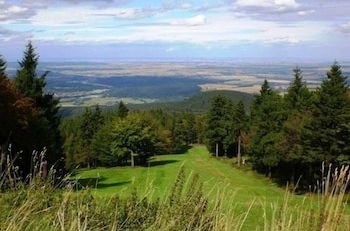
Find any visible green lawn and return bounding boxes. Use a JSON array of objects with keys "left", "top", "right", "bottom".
[
  {"left": 75, "top": 146, "right": 284, "bottom": 198},
  {"left": 74, "top": 145, "right": 316, "bottom": 229}
]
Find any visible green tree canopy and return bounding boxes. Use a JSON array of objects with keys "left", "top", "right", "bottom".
[
  {"left": 91, "top": 122, "right": 115, "bottom": 166},
  {"left": 0, "top": 73, "right": 52, "bottom": 179},
  {"left": 111, "top": 113, "right": 162, "bottom": 166},
  {"left": 206, "top": 95, "right": 232, "bottom": 157},
  {"left": 302, "top": 63, "right": 350, "bottom": 164},
  {"left": 15, "top": 41, "right": 62, "bottom": 167},
  {"left": 284, "top": 67, "right": 312, "bottom": 111},
  {"left": 249, "top": 80, "right": 287, "bottom": 174},
  {"left": 116, "top": 101, "right": 129, "bottom": 118},
  {"left": 78, "top": 106, "right": 105, "bottom": 167}
]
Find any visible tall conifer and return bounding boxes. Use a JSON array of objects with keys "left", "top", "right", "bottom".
[
  {"left": 233, "top": 101, "right": 248, "bottom": 165},
  {"left": 303, "top": 63, "right": 350, "bottom": 164},
  {"left": 116, "top": 101, "right": 129, "bottom": 118},
  {"left": 285, "top": 67, "right": 312, "bottom": 111},
  {"left": 15, "top": 41, "right": 62, "bottom": 167},
  {"left": 206, "top": 95, "right": 231, "bottom": 157}
]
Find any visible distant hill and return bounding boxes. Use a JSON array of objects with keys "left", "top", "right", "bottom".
[
  {"left": 60, "top": 90, "right": 254, "bottom": 117},
  {"left": 129, "top": 90, "right": 254, "bottom": 113}
]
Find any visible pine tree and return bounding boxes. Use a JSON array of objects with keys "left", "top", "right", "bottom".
[
  {"left": 233, "top": 101, "right": 248, "bottom": 165},
  {"left": 248, "top": 80, "right": 287, "bottom": 176},
  {"left": 16, "top": 42, "right": 48, "bottom": 99},
  {"left": 260, "top": 79, "right": 273, "bottom": 98},
  {"left": 79, "top": 106, "right": 105, "bottom": 167},
  {"left": 251, "top": 79, "right": 273, "bottom": 120},
  {"left": 0, "top": 54, "right": 6, "bottom": 75},
  {"left": 278, "top": 67, "right": 313, "bottom": 184},
  {"left": 206, "top": 95, "right": 231, "bottom": 157},
  {"left": 91, "top": 123, "right": 115, "bottom": 166},
  {"left": 116, "top": 101, "right": 129, "bottom": 118},
  {"left": 285, "top": 67, "right": 312, "bottom": 111},
  {"left": 302, "top": 63, "right": 350, "bottom": 165},
  {"left": 15, "top": 41, "right": 62, "bottom": 167}
]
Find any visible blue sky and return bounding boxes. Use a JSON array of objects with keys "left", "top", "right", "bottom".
[{"left": 1, "top": 0, "right": 350, "bottom": 62}]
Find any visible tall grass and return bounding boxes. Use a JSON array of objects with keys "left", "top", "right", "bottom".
[{"left": 0, "top": 165, "right": 349, "bottom": 230}]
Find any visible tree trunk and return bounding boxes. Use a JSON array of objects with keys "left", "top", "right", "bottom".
[
  {"left": 291, "top": 165, "right": 295, "bottom": 187},
  {"left": 215, "top": 142, "right": 219, "bottom": 158},
  {"left": 0, "top": 147, "right": 5, "bottom": 174},
  {"left": 131, "top": 151, "right": 134, "bottom": 167},
  {"left": 237, "top": 134, "right": 241, "bottom": 166}
]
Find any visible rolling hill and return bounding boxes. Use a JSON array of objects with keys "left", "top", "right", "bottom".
[{"left": 60, "top": 90, "right": 255, "bottom": 117}]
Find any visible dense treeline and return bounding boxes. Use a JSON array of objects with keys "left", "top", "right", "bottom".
[
  {"left": 1, "top": 42, "right": 349, "bottom": 190},
  {"left": 0, "top": 43, "right": 63, "bottom": 185},
  {"left": 207, "top": 65, "right": 350, "bottom": 188},
  {"left": 60, "top": 102, "right": 206, "bottom": 168}
]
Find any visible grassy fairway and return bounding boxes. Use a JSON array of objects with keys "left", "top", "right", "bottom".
[
  {"left": 75, "top": 146, "right": 283, "bottom": 198},
  {"left": 75, "top": 145, "right": 312, "bottom": 229}
]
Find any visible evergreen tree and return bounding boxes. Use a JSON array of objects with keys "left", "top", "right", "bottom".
[
  {"left": 59, "top": 116, "right": 83, "bottom": 169},
  {"left": 302, "top": 63, "right": 350, "bottom": 165},
  {"left": 277, "top": 67, "right": 313, "bottom": 185},
  {"left": 116, "top": 101, "right": 129, "bottom": 118},
  {"left": 258, "top": 80, "right": 273, "bottom": 100},
  {"left": 171, "top": 113, "right": 195, "bottom": 153},
  {"left": 0, "top": 54, "right": 6, "bottom": 75},
  {"left": 15, "top": 41, "right": 62, "bottom": 167},
  {"left": 78, "top": 106, "right": 105, "bottom": 167},
  {"left": 16, "top": 42, "right": 48, "bottom": 99},
  {"left": 206, "top": 95, "right": 232, "bottom": 157},
  {"left": 248, "top": 80, "right": 287, "bottom": 176},
  {"left": 250, "top": 79, "right": 273, "bottom": 120},
  {"left": 233, "top": 101, "right": 248, "bottom": 165},
  {"left": 91, "top": 123, "right": 115, "bottom": 166},
  {"left": 285, "top": 67, "right": 312, "bottom": 111}
]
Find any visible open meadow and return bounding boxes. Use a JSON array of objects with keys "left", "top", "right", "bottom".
[{"left": 73, "top": 146, "right": 350, "bottom": 230}]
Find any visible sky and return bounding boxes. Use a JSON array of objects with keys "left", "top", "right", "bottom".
[{"left": 1, "top": 0, "right": 350, "bottom": 62}]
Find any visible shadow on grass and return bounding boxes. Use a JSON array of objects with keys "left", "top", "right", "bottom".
[
  {"left": 147, "top": 159, "right": 179, "bottom": 167},
  {"left": 73, "top": 177, "right": 131, "bottom": 190}
]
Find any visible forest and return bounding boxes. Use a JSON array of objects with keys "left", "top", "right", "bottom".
[
  {"left": 1, "top": 41, "right": 350, "bottom": 188},
  {"left": 0, "top": 42, "right": 349, "bottom": 230}
]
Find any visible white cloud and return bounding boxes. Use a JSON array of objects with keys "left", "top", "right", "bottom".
[
  {"left": 165, "top": 47, "right": 176, "bottom": 52},
  {"left": 170, "top": 15, "right": 207, "bottom": 26},
  {"left": 298, "top": 10, "right": 315, "bottom": 16},
  {"left": 30, "top": 8, "right": 96, "bottom": 26},
  {"left": 266, "top": 37, "right": 300, "bottom": 44},
  {"left": 114, "top": 8, "right": 158, "bottom": 19},
  {"left": 340, "top": 22, "right": 350, "bottom": 33},
  {"left": 0, "top": 1, "right": 335, "bottom": 48},
  {"left": 28, "top": 6, "right": 166, "bottom": 26},
  {"left": 180, "top": 3, "right": 192, "bottom": 9},
  {"left": 235, "top": 0, "right": 301, "bottom": 14},
  {"left": 0, "top": 2, "right": 30, "bottom": 22},
  {"left": 275, "top": 0, "right": 299, "bottom": 8},
  {"left": 236, "top": 0, "right": 299, "bottom": 8},
  {"left": 34, "top": 13, "right": 325, "bottom": 46},
  {"left": 7, "top": 6, "right": 28, "bottom": 14}
]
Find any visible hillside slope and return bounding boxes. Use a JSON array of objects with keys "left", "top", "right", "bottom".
[
  {"left": 60, "top": 90, "right": 254, "bottom": 117},
  {"left": 129, "top": 90, "right": 254, "bottom": 113},
  {"left": 74, "top": 146, "right": 310, "bottom": 230}
]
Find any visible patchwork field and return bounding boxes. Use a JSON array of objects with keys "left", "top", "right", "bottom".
[{"left": 7, "top": 62, "right": 350, "bottom": 107}]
